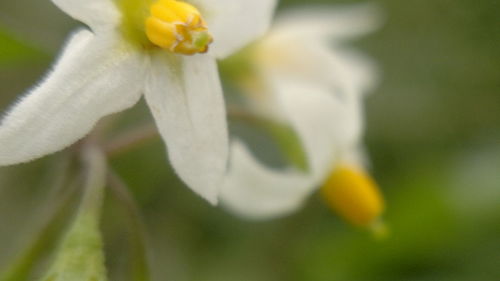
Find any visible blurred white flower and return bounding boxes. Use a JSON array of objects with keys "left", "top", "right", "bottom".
[
  {"left": 0, "top": 0, "right": 277, "bottom": 204},
  {"left": 220, "top": 4, "right": 384, "bottom": 222}
]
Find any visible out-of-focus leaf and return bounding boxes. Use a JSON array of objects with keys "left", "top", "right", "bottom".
[
  {"left": 0, "top": 26, "right": 47, "bottom": 65},
  {"left": 0, "top": 155, "right": 79, "bottom": 281},
  {"left": 0, "top": 187, "right": 78, "bottom": 281}
]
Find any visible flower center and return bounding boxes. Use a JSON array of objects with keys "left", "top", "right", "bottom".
[{"left": 145, "top": 0, "right": 213, "bottom": 55}]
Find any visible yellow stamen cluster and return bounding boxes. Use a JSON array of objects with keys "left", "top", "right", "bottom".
[
  {"left": 321, "top": 165, "right": 386, "bottom": 233},
  {"left": 145, "top": 0, "right": 213, "bottom": 55}
]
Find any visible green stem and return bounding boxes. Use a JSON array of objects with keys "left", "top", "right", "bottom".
[
  {"left": 105, "top": 125, "right": 158, "bottom": 158},
  {"left": 79, "top": 146, "right": 108, "bottom": 217}
]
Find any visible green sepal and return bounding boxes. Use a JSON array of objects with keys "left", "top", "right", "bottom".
[{"left": 40, "top": 212, "right": 108, "bottom": 281}]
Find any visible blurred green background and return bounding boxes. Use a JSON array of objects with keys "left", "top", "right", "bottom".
[{"left": 1, "top": 0, "right": 499, "bottom": 280}]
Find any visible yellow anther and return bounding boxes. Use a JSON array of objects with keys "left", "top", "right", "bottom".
[
  {"left": 145, "top": 0, "right": 213, "bottom": 55},
  {"left": 321, "top": 165, "right": 385, "bottom": 230}
]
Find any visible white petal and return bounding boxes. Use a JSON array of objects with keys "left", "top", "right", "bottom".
[
  {"left": 221, "top": 79, "right": 364, "bottom": 219},
  {"left": 0, "top": 30, "right": 147, "bottom": 165},
  {"left": 273, "top": 3, "right": 382, "bottom": 41},
  {"left": 145, "top": 53, "right": 228, "bottom": 205},
  {"left": 272, "top": 77, "right": 363, "bottom": 180},
  {"left": 190, "top": 0, "right": 277, "bottom": 59},
  {"left": 51, "top": 0, "right": 120, "bottom": 31},
  {"left": 220, "top": 141, "right": 314, "bottom": 219},
  {"left": 331, "top": 50, "right": 379, "bottom": 95},
  {"left": 256, "top": 31, "right": 378, "bottom": 96}
]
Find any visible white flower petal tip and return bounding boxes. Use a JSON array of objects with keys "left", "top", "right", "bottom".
[
  {"left": 220, "top": 141, "right": 314, "bottom": 220},
  {"left": 195, "top": 0, "right": 278, "bottom": 59},
  {"left": 0, "top": 30, "right": 147, "bottom": 166},
  {"left": 274, "top": 3, "right": 383, "bottom": 40},
  {"left": 145, "top": 53, "right": 228, "bottom": 205},
  {"left": 51, "top": 0, "right": 120, "bottom": 30},
  {"left": 334, "top": 51, "right": 379, "bottom": 95},
  {"left": 203, "top": 190, "right": 219, "bottom": 206}
]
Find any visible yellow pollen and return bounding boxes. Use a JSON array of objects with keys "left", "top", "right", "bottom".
[
  {"left": 321, "top": 164, "right": 386, "bottom": 231},
  {"left": 145, "top": 0, "right": 213, "bottom": 55}
]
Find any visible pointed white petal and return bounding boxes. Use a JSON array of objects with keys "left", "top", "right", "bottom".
[
  {"left": 52, "top": 0, "right": 120, "bottom": 31},
  {"left": 331, "top": 50, "right": 379, "bottom": 95},
  {"left": 273, "top": 3, "right": 382, "bottom": 41},
  {"left": 220, "top": 141, "right": 314, "bottom": 219},
  {"left": 191, "top": 0, "right": 277, "bottom": 58},
  {"left": 0, "top": 30, "right": 147, "bottom": 165},
  {"left": 256, "top": 32, "right": 377, "bottom": 97},
  {"left": 145, "top": 53, "right": 228, "bottom": 205}
]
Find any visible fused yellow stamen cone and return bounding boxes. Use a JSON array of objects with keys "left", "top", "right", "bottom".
[
  {"left": 321, "top": 165, "right": 386, "bottom": 235},
  {"left": 145, "top": 0, "right": 213, "bottom": 55}
]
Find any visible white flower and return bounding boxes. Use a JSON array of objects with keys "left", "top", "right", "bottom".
[
  {"left": 220, "top": 4, "right": 381, "bottom": 218},
  {"left": 0, "top": 0, "right": 277, "bottom": 204}
]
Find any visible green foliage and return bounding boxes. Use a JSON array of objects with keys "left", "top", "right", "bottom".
[
  {"left": 0, "top": 27, "right": 46, "bottom": 65},
  {"left": 0, "top": 193, "right": 76, "bottom": 281}
]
